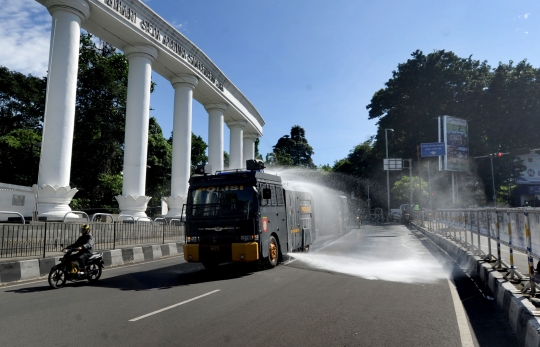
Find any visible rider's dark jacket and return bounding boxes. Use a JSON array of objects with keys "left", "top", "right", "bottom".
[{"left": 68, "top": 233, "right": 94, "bottom": 254}]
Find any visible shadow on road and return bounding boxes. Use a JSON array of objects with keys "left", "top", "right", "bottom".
[
  {"left": 4, "top": 261, "right": 257, "bottom": 293},
  {"left": 4, "top": 285, "right": 55, "bottom": 294}
]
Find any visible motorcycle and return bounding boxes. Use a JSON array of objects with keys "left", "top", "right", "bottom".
[
  {"left": 401, "top": 212, "right": 411, "bottom": 226},
  {"left": 48, "top": 247, "right": 104, "bottom": 289}
]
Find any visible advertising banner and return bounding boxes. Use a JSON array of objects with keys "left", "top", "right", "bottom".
[
  {"left": 516, "top": 151, "right": 540, "bottom": 184},
  {"left": 443, "top": 116, "right": 469, "bottom": 171}
]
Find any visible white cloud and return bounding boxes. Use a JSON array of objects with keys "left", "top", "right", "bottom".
[
  {"left": 0, "top": 0, "right": 51, "bottom": 77},
  {"left": 170, "top": 20, "right": 188, "bottom": 32},
  {"left": 524, "top": 13, "right": 530, "bottom": 19}
]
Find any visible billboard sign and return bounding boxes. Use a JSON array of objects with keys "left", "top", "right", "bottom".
[
  {"left": 443, "top": 116, "right": 469, "bottom": 171},
  {"left": 516, "top": 151, "right": 540, "bottom": 184}
]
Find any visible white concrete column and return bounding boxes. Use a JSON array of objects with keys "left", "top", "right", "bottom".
[
  {"left": 115, "top": 45, "right": 158, "bottom": 218},
  {"left": 243, "top": 134, "right": 258, "bottom": 166},
  {"left": 226, "top": 121, "right": 247, "bottom": 170},
  {"left": 165, "top": 75, "right": 198, "bottom": 218},
  {"left": 35, "top": 0, "right": 90, "bottom": 220},
  {"left": 204, "top": 103, "right": 228, "bottom": 173}
]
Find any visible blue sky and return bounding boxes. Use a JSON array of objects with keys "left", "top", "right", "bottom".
[{"left": 1, "top": 0, "right": 540, "bottom": 166}]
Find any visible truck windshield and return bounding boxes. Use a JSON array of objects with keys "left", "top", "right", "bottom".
[{"left": 188, "top": 185, "right": 255, "bottom": 218}]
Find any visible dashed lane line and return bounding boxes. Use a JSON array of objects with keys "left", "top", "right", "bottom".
[{"left": 129, "top": 289, "right": 221, "bottom": 322}]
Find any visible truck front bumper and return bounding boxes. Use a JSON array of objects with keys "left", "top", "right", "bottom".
[{"left": 183, "top": 242, "right": 259, "bottom": 263}]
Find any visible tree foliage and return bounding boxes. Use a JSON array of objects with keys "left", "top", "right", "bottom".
[
  {"left": 0, "top": 67, "right": 46, "bottom": 186},
  {"left": 356, "top": 49, "right": 539, "bottom": 206},
  {"left": 0, "top": 32, "right": 215, "bottom": 213},
  {"left": 190, "top": 133, "right": 208, "bottom": 169},
  {"left": 333, "top": 137, "right": 377, "bottom": 177},
  {"left": 269, "top": 125, "right": 315, "bottom": 168},
  {"left": 70, "top": 34, "right": 130, "bottom": 209},
  {"left": 391, "top": 175, "right": 429, "bottom": 207}
]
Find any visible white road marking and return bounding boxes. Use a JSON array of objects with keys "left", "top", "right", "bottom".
[
  {"left": 0, "top": 253, "right": 185, "bottom": 289},
  {"left": 129, "top": 289, "right": 221, "bottom": 322},
  {"left": 282, "top": 258, "right": 298, "bottom": 266},
  {"left": 447, "top": 279, "right": 475, "bottom": 347}
]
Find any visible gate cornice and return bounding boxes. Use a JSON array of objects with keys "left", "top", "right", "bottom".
[{"left": 36, "top": 0, "right": 264, "bottom": 136}]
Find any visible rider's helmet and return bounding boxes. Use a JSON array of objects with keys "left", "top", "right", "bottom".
[{"left": 80, "top": 224, "right": 91, "bottom": 234}]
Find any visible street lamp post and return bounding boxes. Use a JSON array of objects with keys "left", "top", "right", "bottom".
[
  {"left": 490, "top": 155, "right": 496, "bottom": 207},
  {"left": 474, "top": 152, "right": 507, "bottom": 208},
  {"left": 385, "top": 128, "right": 394, "bottom": 218}
]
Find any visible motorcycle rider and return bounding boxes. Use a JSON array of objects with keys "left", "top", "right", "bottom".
[{"left": 66, "top": 224, "right": 94, "bottom": 276}]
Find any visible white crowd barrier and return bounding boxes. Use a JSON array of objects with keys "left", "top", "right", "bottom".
[{"left": 419, "top": 208, "right": 540, "bottom": 295}]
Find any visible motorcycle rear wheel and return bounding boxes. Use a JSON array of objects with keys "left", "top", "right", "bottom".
[
  {"left": 48, "top": 265, "right": 67, "bottom": 289},
  {"left": 87, "top": 263, "right": 102, "bottom": 282}
]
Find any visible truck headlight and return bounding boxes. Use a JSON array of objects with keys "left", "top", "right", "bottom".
[
  {"left": 240, "top": 235, "right": 259, "bottom": 241},
  {"left": 187, "top": 236, "right": 199, "bottom": 243}
]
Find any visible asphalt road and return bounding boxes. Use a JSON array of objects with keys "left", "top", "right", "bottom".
[{"left": 0, "top": 225, "right": 519, "bottom": 347}]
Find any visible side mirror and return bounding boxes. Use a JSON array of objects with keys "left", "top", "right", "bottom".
[{"left": 262, "top": 188, "right": 271, "bottom": 199}]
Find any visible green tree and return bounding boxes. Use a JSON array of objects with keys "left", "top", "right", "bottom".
[
  {"left": 254, "top": 138, "right": 263, "bottom": 160},
  {"left": 70, "top": 33, "right": 129, "bottom": 209},
  {"left": 333, "top": 138, "right": 377, "bottom": 177},
  {"left": 391, "top": 175, "right": 429, "bottom": 206},
  {"left": 366, "top": 50, "right": 491, "bottom": 163},
  {"left": 265, "top": 148, "right": 293, "bottom": 167},
  {"left": 0, "top": 67, "right": 46, "bottom": 186},
  {"left": 224, "top": 151, "right": 229, "bottom": 169},
  {"left": 191, "top": 133, "right": 208, "bottom": 169},
  {"left": 0, "top": 66, "right": 46, "bottom": 136},
  {"left": 167, "top": 132, "right": 208, "bottom": 173},
  {"left": 318, "top": 164, "right": 333, "bottom": 172},
  {"left": 146, "top": 117, "right": 172, "bottom": 210},
  {"left": 0, "top": 129, "right": 42, "bottom": 186},
  {"left": 271, "top": 125, "right": 315, "bottom": 168}
]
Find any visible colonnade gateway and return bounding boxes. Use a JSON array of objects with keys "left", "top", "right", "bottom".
[{"left": 35, "top": 0, "right": 264, "bottom": 220}]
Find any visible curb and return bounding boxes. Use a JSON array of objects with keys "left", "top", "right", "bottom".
[
  {"left": 0, "top": 242, "right": 184, "bottom": 285},
  {"left": 415, "top": 224, "right": 540, "bottom": 347}
]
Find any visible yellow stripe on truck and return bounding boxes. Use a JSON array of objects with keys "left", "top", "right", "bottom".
[
  {"left": 232, "top": 242, "right": 259, "bottom": 262},
  {"left": 183, "top": 244, "right": 199, "bottom": 262}
]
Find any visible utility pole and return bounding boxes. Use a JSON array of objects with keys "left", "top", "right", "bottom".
[
  {"left": 417, "top": 145, "right": 421, "bottom": 205},
  {"left": 385, "top": 128, "right": 394, "bottom": 218}
]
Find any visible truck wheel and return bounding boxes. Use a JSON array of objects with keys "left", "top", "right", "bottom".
[{"left": 267, "top": 236, "right": 279, "bottom": 268}]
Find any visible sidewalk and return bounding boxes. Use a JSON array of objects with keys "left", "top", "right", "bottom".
[
  {"left": 0, "top": 241, "right": 185, "bottom": 285},
  {"left": 413, "top": 222, "right": 540, "bottom": 346}
]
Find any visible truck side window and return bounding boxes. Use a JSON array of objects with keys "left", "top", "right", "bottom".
[
  {"left": 261, "top": 184, "right": 269, "bottom": 206},
  {"left": 276, "top": 186, "right": 284, "bottom": 206},
  {"left": 270, "top": 185, "right": 277, "bottom": 206}
]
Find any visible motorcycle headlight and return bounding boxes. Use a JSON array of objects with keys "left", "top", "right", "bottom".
[{"left": 187, "top": 236, "right": 199, "bottom": 243}]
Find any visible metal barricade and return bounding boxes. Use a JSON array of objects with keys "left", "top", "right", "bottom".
[{"left": 0, "top": 216, "right": 185, "bottom": 259}]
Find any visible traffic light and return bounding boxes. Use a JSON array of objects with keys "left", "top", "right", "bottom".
[{"left": 497, "top": 152, "right": 503, "bottom": 157}]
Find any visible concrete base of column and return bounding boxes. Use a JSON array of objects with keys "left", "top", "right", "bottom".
[
  {"left": 163, "top": 196, "right": 186, "bottom": 218},
  {"left": 33, "top": 184, "right": 79, "bottom": 221},
  {"left": 115, "top": 195, "right": 151, "bottom": 220}
]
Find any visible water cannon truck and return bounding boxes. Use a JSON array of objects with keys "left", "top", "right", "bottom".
[{"left": 182, "top": 160, "right": 314, "bottom": 269}]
